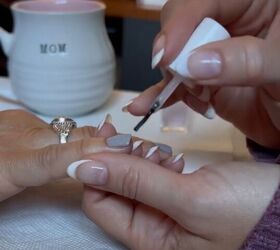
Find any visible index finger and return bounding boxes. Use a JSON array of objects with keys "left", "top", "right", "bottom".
[
  {"left": 69, "top": 153, "right": 192, "bottom": 221},
  {"left": 124, "top": 80, "right": 187, "bottom": 116}
]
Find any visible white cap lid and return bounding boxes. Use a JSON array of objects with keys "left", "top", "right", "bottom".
[{"left": 168, "top": 17, "right": 230, "bottom": 78}]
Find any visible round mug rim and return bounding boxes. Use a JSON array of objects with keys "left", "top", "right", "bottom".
[{"left": 11, "top": 0, "right": 106, "bottom": 15}]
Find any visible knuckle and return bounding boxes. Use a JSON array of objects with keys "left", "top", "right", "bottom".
[
  {"left": 142, "top": 142, "right": 156, "bottom": 156},
  {"left": 23, "top": 127, "right": 43, "bottom": 139},
  {"left": 37, "top": 145, "right": 60, "bottom": 178},
  {"left": 0, "top": 110, "right": 24, "bottom": 124},
  {"left": 243, "top": 36, "right": 264, "bottom": 81},
  {"left": 75, "top": 139, "right": 91, "bottom": 156},
  {"left": 121, "top": 163, "right": 140, "bottom": 200},
  {"left": 78, "top": 126, "right": 96, "bottom": 139}
]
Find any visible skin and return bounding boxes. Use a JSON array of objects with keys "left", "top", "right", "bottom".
[
  {"left": 81, "top": 0, "right": 280, "bottom": 249},
  {"left": 0, "top": 109, "right": 120, "bottom": 201},
  {"left": 126, "top": 0, "right": 280, "bottom": 149},
  {"left": 0, "top": 110, "right": 182, "bottom": 202},
  {"left": 82, "top": 154, "right": 280, "bottom": 250}
]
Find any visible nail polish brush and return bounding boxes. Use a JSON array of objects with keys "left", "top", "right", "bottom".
[{"left": 134, "top": 17, "right": 230, "bottom": 132}]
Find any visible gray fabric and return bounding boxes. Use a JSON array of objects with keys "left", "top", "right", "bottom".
[{"left": 0, "top": 179, "right": 127, "bottom": 250}]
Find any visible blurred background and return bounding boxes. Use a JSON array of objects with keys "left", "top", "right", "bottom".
[{"left": 0, "top": 0, "right": 164, "bottom": 91}]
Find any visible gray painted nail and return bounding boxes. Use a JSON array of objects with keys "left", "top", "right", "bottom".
[
  {"left": 106, "top": 134, "right": 132, "bottom": 148},
  {"left": 156, "top": 143, "right": 173, "bottom": 154}
]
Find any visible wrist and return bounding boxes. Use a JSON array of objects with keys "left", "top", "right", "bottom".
[{"left": 241, "top": 181, "right": 280, "bottom": 249}]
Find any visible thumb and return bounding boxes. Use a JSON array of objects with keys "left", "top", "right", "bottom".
[
  {"left": 67, "top": 153, "right": 191, "bottom": 220},
  {"left": 4, "top": 135, "right": 132, "bottom": 188},
  {"left": 187, "top": 36, "right": 280, "bottom": 86}
]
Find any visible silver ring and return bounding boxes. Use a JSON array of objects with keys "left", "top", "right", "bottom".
[{"left": 50, "top": 117, "right": 77, "bottom": 144}]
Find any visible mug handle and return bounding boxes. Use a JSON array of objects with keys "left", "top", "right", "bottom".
[{"left": 0, "top": 27, "right": 13, "bottom": 56}]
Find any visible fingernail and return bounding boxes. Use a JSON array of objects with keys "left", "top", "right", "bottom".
[
  {"left": 152, "top": 34, "right": 165, "bottom": 69},
  {"left": 132, "top": 140, "right": 144, "bottom": 151},
  {"left": 106, "top": 134, "right": 132, "bottom": 148},
  {"left": 97, "top": 114, "right": 112, "bottom": 131},
  {"left": 152, "top": 48, "right": 165, "bottom": 69},
  {"left": 67, "top": 159, "right": 92, "bottom": 179},
  {"left": 145, "top": 146, "right": 159, "bottom": 159},
  {"left": 156, "top": 143, "right": 172, "bottom": 154},
  {"left": 188, "top": 51, "right": 222, "bottom": 79},
  {"left": 67, "top": 160, "right": 108, "bottom": 185},
  {"left": 172, "top": 153, "right": 184, "bottom": 164},
  {"left": 204, "top": 104, "right": 216, "bottom": 119},
  {"left": 122, "top": 99, "right": 134, "bottom": 113}
]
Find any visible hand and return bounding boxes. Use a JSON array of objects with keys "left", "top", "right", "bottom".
[
  {"left": 0, "top": 110, "right": 131, "bottom": 201},
  {"left": 124, "top": 0, "right": 280, "bottom": 149},
  {"left": 81, "top": 153, "right": 280, "bottom": 250}
]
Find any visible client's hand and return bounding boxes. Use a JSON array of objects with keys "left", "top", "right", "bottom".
[
  {"left": 0, "top": 110, "right": 130, "bottom": 201},
  {"left": 80, "top": 153, "right": 280, "bottom": 250}
]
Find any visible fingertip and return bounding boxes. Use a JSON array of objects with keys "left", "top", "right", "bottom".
[
  {"left": 126, "top": 82, "right": 165, "bottom": 116},
  {"left": 161, "top": 153, "right": 185, "bottom": 173},
  {"left": 96, "top": 123, "right": 117, "bottom": 137},
  {"left": 131, "top": 140, "right": 144, "bottom": 156},
  {"left": 183, "top": 92, "right": 209, "bottom": 115},
  {"left": 144, "top": 146, "right": 161, "bottom": 163}
]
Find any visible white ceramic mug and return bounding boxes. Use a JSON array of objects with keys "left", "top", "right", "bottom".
[{"left": 0, "top": 0, "right": 116, "bottom": 116}]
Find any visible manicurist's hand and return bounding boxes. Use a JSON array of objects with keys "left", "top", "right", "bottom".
[
  {"left": 0, "top": 110, "right": 132, "bottom": 201},
  {"left": 80, "top": 153, "right": 280, "bottom": 250},
  {"left": 123, "top": 0, "right": 280, "bottom": 149}
]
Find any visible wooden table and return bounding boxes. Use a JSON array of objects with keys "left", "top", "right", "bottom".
[{"left": 101, "top": 0, "right": 160, "bottom": 21}]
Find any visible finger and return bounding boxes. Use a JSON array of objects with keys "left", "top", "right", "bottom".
[
  {"left": 265, "top": 10, "right": 280, "bottom": 41},
  {"left": 153, "top": 0, "right": 252, "bottom": 67},
  {"left": 82, "top": 186, "right": 172, "bottom": 250},
  {"left": 131, "top": 137, "right": 173, "bottom": 162},
  {"left": 67, "top": 153, "right": 188, "bottom": 220},
  {"left": 183, "top": 92, "right": 216, "bottom": 119},
  {"left": 20, "top": 114, "right": 117, "bottom": 148},
  {"left": 143, "top": 145, "right": 160, "bottom": 164},
  {"left": 260, "top": 89, "right": 280, "bottom": 132},
  {"left": 122, "top": 81, "right": 165, "bottom": 116},
  {"left": 131, "top": 138, "right": 176, "bottom": 167},
  {"left": 263, "top": 10, "right": 280, "bottom": 101},
  {"left": 142, "top": 142, "right": 172, "bottom": 161},
  {"left": 4, "top": 134, "right": 133, "bottom": 187},
  {"left": 69, "top": 114, "right": 117, "bottom": 141},
  {"left": 187, "top": 36, "right": 280, "bottom": 86},
  {"left": 131, "top": 140, "right": 144, "bottom": 157},
  {"left": 155, "top": 143, "right": 173, "bottom": 159},
  {"left": 0, "top": 110, "right": 46, "bottom": 132},
  {"left": 160, "top": 153, "right": 185, "bottom": 173},
  {"left": 123, "top": 80, "right": 187, "bottom": 116},
  {"left": 82, "top": 186, "right": 137, "bottom": 248}
]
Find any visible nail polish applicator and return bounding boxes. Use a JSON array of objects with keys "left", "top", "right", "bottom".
[{"left": 134, "top": 17, "right": 230, "bottom": 132}]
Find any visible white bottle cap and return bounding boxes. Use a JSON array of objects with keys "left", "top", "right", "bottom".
[{"left": 168, "top": 17, "right": 230, "bottom": 78}]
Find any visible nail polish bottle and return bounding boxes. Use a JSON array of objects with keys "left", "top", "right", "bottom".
[{"left": 161, "top": 17, "right": 230, "bottom": 133}]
